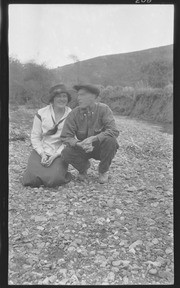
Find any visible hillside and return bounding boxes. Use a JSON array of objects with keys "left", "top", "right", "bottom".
[
  {"left": 9, "top": 45, "right": 173, "bottom": 124},
  {"left": 54, "top": 45, "right": 173, "bottom": 87}
]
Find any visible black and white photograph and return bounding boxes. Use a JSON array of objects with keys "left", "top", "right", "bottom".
[{"left": 8, "top": 3, "right": 173, "bottom": 285}]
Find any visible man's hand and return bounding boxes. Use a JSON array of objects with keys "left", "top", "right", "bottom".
[
  {"left": 76, "top": 136, "right": 97, "bottom": 153},
  {"left": 77, "top": 141, "right": 93, "bottom": 153},
  {"left": 80, "top": 136, "right": 97, "bottom": 146}
]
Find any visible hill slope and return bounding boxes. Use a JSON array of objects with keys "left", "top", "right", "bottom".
[{"left": 54, "top": 45, "right": 173, "bottom": 87}]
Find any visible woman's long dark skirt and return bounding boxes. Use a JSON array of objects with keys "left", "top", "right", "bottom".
[{"left": 22, "top": 150, "right": 71, "bottom": 187}]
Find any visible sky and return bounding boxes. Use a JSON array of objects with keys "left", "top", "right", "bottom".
[{"left": 9, "top": 4, "right": 174, "bottom": 69}]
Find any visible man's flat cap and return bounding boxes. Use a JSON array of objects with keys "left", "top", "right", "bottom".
[{"left": 73, "top": 84, "right": 100, "bottom": 96}]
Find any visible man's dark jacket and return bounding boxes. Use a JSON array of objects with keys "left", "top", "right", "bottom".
[{"left": 60, "top": 102, "right": 119, "bottom": 146}]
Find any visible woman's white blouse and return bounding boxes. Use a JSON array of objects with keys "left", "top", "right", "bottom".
[{"left": 31, "top": 104, "right": 72, "bottom": 156}]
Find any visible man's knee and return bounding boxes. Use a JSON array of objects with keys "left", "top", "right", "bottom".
[
  {"left": 100, "top": 136, "right": 119, "bottom": 149},
  {"left": 61, "top": 145, "right": 87, "bottom": 163}
]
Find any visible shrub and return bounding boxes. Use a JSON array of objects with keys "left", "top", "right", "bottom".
[{"left": 141, "top": 60, "right": 173, "bottom": 88}]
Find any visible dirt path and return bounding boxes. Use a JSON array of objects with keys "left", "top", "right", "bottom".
[{"left": 9, "top": 108, "right": 173, "bottom": 285}]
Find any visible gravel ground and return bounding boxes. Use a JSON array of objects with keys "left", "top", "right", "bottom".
[{"left": 9, "top": 107, "right": 173, "bottom": 285}]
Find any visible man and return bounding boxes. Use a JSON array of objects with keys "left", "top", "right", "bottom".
[{"left": 60, "top": 84, "right": 119, "bottom": 184}]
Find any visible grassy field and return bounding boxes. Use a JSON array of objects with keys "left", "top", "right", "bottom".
[{"left": 9, "top": 106, "right": 173, "bottom": 285}]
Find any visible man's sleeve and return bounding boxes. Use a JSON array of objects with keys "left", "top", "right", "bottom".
[
  {"left": 96, "top": 105, "right": 119, "bottom": 142},
  {"left": 60, "top": 111, "right": 79, "bottom": 147}
]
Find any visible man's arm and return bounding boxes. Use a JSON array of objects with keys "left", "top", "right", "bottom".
[
  {"left": 96, "top": 105, "right": 119, "bottom": 141},
  {"left": 60, "top": 111, "right": 79, "bottom": 147},
  {"left": 79, "top": 105, "right": 119, "bottom": 149}
]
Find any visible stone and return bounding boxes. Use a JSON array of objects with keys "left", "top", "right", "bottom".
[
  {"left": 119, "top": 240, "right": 127, "bottom": 246},
  {"left": 122, "top": 269, "right": 128, "bottom": 276},
  {"left": 145, "top": 260, "right": 161, "bottom": 267},
  {"left": 123, "top": 276, "right": 129, "bottom": 284},
  {"left": 116, "top": 209, "right": 123, "bottom": 215},
  {"left": 126, "top": 186, "right": 137, "bottom": 192},
  {"left": 129, "top": 240, "right": 142, "bottom": 250},
  {"left": 100, "top": 261, "right": 108, "bottom": 267},
  {"left": 76, "top": 239, "right": 82, "bottom": 245},
  {"left": 26, "top": 243, "right": 33, "bottom": 249},
  {"left": 152, "top": 238, "right": 159, "bottom": 245},
  {"left": 107, "top": 199, "right": 114, "bottom": 208},
  {"left": 90, "top": 250, "right": 96, "bottom": 255},
  {"left": 100, "top": 243, "right": 107, "bottom": 248},
  {"left": 22, "top": 264, "right": 31, "bottom": 269},
  {"left": 129, "top": 248, "right": 136, "bottom": 254},
  {"left": 49, "top": 275, "right": 57, "bottom": 282},
  {"left": 34, "top": 216, "right": 47, "bottom": 222},
  {"left": 37, "top": 226, "right": 44, "bottom": 231},
  {"left": 22, "top": 231, "right": 28, "bottom": 236},
  {"left": 107, "top": 271, "right": 115, "bottom": 281},
  {"left": 102, "top": 281, "right": 109, "bottom": 285},
  {"left": 112, "top": 267, "right": 119, "bottom": 272},
  {"left": 165, "top": 247, "right": 173, "bottom": 254},
  {"left": 146, "top": 218, "right": 156, "bottom": 226},
  {"left": 112, "top": 251, "right": 120, "bottom": 258},
  {"left": 59, "top": 268, "right": 67, "bottom": 277},
  {"left": 112, "top": 260, "right": 121, "bottom": 266},
  {"left": 42, "top": 277, "right": 50, "bottom": 285},
  {"left": 132, "top": 270, "right": 139, "bottom": 275},
  {"left": 121, "top": 260, "right": 130, "bottom": 267},
  {"left": 68, "top": 246, "right": 76, "bottom": 253},
  {"left": 149, "top": 268, "right": 157, "bottom": 275},
  {"left": 58, "top": 278, "right": 68, "bottom": 285},
  {"left": 37, "top": 242, "right": 45, "bottom": 248}
]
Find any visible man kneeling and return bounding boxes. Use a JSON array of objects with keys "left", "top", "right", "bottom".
[{"left": 60, "top": 84, "right": 119, "bottom": 184}]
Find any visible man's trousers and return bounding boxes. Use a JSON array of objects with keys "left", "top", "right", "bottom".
[{"left": 61, "top": 136, "right": 119, "bottom": 174}]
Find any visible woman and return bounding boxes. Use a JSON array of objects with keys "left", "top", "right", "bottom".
[{"left": 22, "top": 84, "right": 73, "bottom": 187}]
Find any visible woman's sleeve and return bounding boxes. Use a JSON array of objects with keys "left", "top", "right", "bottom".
[
  {"left": 55, "top": 143, "right": 66, "bottom": 155},
  {"left": 31, "top": 113, "right": 44, "bottom": 155}
]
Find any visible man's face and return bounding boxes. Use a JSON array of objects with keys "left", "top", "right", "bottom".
[{"left": 77, "top": 89, "right": 96, "bottom": 108}]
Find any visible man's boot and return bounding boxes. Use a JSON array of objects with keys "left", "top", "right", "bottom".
[
  {"left": 99, "top": 171, "right": 109, "bottom": 184},
  {"left": 77, "top": 161, "right": 90, "bottom": 181}
]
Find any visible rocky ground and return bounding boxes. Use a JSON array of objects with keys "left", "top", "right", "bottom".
[{"left": 9, "top": 106, "right": 173, "bottom": 285}]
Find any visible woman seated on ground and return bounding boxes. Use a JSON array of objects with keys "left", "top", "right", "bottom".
[{"left": 22, "top": 84, "right": 73, "bottom": 187}]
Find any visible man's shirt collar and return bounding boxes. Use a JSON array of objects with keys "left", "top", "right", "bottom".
[{"left": 79, "top": 103, "right": 98, "bottom": 115}]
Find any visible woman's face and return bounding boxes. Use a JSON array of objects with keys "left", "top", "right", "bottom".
[{"left": 52, "top": 92, "right": 68, "bottom": 108}]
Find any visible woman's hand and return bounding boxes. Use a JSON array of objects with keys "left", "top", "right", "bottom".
[
  {"left": 43, "top": 154, "right": 58, "bottom": 167},
  {"left": 40, "top": 152, "right": 50, "bottom": 165}
]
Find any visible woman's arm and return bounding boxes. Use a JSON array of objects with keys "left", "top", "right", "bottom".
[
  {"left": 43, "top": 144, "right": 65, "bottom": 167},
  {"left": 31, "top": 113, "right": 45, "bottom": 156}
]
